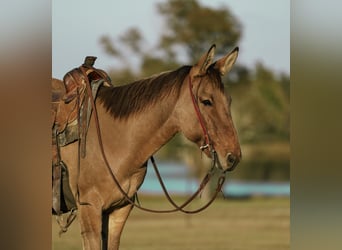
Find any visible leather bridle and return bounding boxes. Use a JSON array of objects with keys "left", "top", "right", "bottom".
[
  {"left": 189, "top": 76, "right": 212, "bottom": 151},
  {"left": 76, "top": 67, "right": 226, "bottom": 214},
  {"left": 188, "top": 76, "right": 224, "bottom": 171}
]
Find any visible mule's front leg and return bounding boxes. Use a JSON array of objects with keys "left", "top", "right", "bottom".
[
  {"left": 106, "top": 204, "right": 134, "bottom": 250},
  {"left": 78, "top": 204, "right": 103, "bottom": 250}
]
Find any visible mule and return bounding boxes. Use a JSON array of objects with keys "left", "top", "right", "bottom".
[{"left": 59, "top": 44, "right": 241, "bottom": 250}]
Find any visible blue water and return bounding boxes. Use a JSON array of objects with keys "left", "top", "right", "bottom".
[{"left": 139, "top": 162, "right": 290, "bottom": 197}]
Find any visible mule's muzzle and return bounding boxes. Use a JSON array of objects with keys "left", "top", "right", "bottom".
[{"left": 225, "top": 152, "right": 240, "bottom": 172}]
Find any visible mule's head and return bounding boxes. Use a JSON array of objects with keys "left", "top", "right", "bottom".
[{"left": 176, "top": 45, "right": 241, "bottom": 172}]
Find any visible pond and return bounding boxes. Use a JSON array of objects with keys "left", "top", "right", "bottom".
[{"left": 139, "top": 161, "right": 290, "bottom": 197}]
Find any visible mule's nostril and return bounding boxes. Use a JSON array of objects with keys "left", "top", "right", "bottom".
[
  {"left": 227, "top": 153, "right": 236, "bottom": 165},
  {"left": 225, "top": 153, "right": 240, "bottom": 172}
]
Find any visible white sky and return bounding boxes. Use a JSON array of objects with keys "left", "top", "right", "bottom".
[{"left": 52, "top": 0, "right": 289, "bottom": 79}]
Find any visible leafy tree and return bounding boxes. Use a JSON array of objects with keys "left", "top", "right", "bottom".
[
  {"left": 230, "top": 62, "right": 289, "bottom": 143},
  {"left": 157, "top": 0, "right": 242, "bottom": 62},
  {"left": 140, "top": 55, "right": 180, "bottom": 77},
  {"left": 119, "top": 28, "right": 143, "bottom": 54},
  {"left": 99, "top": 28, "right": 145, "bottom": 73}
]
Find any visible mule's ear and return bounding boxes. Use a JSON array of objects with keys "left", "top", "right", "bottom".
[
  {"left": 214, "top": 47, "right": 239, "bottom": 76},
  {"left": 191, "top": 44, "right": 216, "bottom": 77}
]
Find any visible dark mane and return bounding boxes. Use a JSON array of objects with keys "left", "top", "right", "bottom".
[
  {"left": 98, "top": 66, "right": 191, "bottom": 119},
  {"left": 98, "top": 64, "right": 224, "bottom": 119}
]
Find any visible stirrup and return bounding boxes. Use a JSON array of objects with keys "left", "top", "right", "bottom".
[{"left": 55, "top": 208, "right": 77, "bottom": 237}]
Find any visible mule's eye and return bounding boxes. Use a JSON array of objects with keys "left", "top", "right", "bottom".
[{"left": 201, "top": 99, "right": 212, "bottom": 106}]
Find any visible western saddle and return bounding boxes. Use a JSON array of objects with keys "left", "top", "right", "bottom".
[{"left": 52, "top": 56, "right": 113, "bottom": 215}]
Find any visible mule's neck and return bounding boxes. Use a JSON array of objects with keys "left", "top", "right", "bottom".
[
  {"left": 129, "top": 94, "right": 180, "bottom": 160},
  {"left": 96, "top": 90, "right": 180, "bottom": 170}
]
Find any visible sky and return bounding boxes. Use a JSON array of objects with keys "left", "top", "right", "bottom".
[{"left": 52, "top": 0, "right": 289, "bottom": 79}]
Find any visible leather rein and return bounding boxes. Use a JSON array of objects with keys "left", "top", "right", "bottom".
[{"left": 78, "top": 67, "right": 226, "bottom": 214}]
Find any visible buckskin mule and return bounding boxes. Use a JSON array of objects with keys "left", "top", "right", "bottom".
[{"left": 58, "top": 44, "right": 241, "bottom": 250}]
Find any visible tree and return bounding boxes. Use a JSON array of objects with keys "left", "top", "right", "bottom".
[
  {"left": 157, "top": 0, "right": 242, "bottom": 62},
  {"left": 119, "top": 28, "right": 143, "bottom": 54},
  {"left": 230, "top": 62, "right": 289, "bottom": 143},
  {"left": 100, "top": 0, "right": 243, "bottom": 80}
]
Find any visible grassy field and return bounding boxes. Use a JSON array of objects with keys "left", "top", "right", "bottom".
[{"left": 52, "top": 196, "right": 289, "bottom": 250}]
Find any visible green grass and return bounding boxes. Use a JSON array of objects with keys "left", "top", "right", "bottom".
[{"left": 52, "top": 196, "right": 289, "bottom": 250}]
